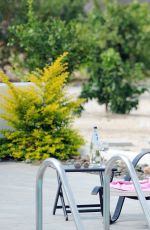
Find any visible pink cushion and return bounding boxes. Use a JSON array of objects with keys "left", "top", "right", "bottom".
[{"left": 110, "top": 178, "right": 150, "bottom": 191}]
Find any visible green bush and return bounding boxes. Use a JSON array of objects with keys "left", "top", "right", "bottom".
[
  {"left": 32, "top": 0, "right": 86, "bottom": 22},
  {"left": 0, "top": 0, "right": 87, "bottom": 72},
  {"left": 0, "top": 53, "right": 84, "bottom": 161},
  {"left": 0, "top": 0, "right": 28, "bottom": 72},
  {"left": 8, "top": 0, "right": 88, "bottom": 76},
  {"left": 81, "top": 1, "right": 149, "bottom": 114}
]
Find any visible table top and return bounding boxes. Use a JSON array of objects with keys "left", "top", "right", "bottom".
[{"left": 63, "top": 164, "right": 116, "bottom": 172}]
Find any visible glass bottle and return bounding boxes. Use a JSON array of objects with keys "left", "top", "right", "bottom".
[{"left": 90, "top": 126, "right": 103, "bottom": 165}]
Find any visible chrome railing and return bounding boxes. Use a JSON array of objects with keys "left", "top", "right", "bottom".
[
  {"left": 103, "top": 154, "right": 150, "bottom": 230},
  {"left": 36, "top": 158, "right": 85, "bottom": 230}
]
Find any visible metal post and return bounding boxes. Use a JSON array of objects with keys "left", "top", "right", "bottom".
[
  {"left": 103, "top": 154, "right": 150, "bottom": 230},
  {"left": 36, "top": 158, "right": 85, "bottom": 230}
]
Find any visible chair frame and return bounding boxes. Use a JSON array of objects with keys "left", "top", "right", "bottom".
[{"left": 98, "top": 149, "right": 150, "bottom": 224}]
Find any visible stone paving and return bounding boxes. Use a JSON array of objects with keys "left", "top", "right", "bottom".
[{"left": 0, "top": 161, "right": 149, "bottom": 230}]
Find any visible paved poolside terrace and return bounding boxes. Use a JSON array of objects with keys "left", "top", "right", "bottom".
[{"left": 0, "top": 161, "right": 149, "bottom": 230}]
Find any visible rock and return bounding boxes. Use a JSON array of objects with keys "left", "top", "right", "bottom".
[
  {"left": 70, "top": 159, "right": 75, "bottom": 164},
  {"left": 25, "top": 159, "right": 31, "bottom": 164},
  {"left": 32, "top": 160, "right": 41, "bottom": 165},
  {"left": 83, "top": 162, "right": 89, "bottom": 168},
  {"left": 66, "top": 159, "right": 72, "bottom": 165},
  {"left": 74, "top": 162, "right": 81, "bottom": 169},
  {"left": 135, "top": 164, "right": 142, "bottom": 172},
  {"left": 143, "top": 166, "right": 150, "bottom": 174}
]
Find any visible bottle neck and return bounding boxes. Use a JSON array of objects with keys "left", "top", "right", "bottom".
[{"left": 92, "top": 128, "right": 100, "bottom": 146}]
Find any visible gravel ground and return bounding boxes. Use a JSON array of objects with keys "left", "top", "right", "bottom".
[
  {"left": 67, "top": 84, "right": 150, "bottom": 153},
  {"left": 67, "top": 84, "right": 150, "bottom": 172}
]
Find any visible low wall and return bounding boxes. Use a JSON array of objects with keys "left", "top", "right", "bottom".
[{"left": 0, "top": 82, "right": 31, "bottom": 137}]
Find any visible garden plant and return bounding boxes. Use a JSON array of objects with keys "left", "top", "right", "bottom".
[
  {"left": 0, "top": 0, "right": 86, "bottom": 72},
  {"left": 0, "top": 53, "right": 84, "bottom": 161},
  {"left": 81, "top": 1, "right": 150, "bottom": 114},
  {"left": 7, "top": 0, "right": 88, "bottom": 76}
]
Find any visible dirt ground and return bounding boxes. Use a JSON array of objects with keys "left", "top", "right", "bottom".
[{"left": 67, "top": 85, "right": 150, "bottom": 156}]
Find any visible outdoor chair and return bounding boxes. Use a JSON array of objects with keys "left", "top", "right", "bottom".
[{"left": 92, "top": 149, "right": 150, "bottom": 224}]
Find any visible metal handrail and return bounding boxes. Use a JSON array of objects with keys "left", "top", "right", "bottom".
[
  {"left": 36, "top": 158, "right": 85, "bottom": 230},
  {"left": 103, "top": 154, "right": 150, "bottom": 230}
]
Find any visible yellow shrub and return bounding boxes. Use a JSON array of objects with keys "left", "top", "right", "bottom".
[{"left": 0, "top": 53, "right": 84, "bottom": 160}]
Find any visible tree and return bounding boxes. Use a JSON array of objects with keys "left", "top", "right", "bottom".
[
  {"left": 81, "top": 1, "right": 150, "bottom": 113},
  {"left": 0, "top": 0, "right": 87, "bottom": 73},
  {"left": 0, "top": 0, "right": 28, "bottom": 72},
  {"left": 8, "top": 0, "right": 88, "bottom": 77},
  {"left": 32, "top": 0, "right": 86, "bottom": 22}
]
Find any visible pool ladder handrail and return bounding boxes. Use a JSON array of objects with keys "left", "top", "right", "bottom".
[
  {"left": 36, "top": 158, "right": 85, "bottom": 230},
  {"left": 103, "top": 154, "right": 150, "bottom": 230}
]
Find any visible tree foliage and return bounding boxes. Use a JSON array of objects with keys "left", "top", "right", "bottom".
[
  {"left": 0, "top": 0, "right": 87, "bottom": 73},
  {"left": 32, "top": 0, "right": 86, "bottom": 22},
  {"left": 8, "top": 0, "right": 88, "bottom": 75},
  {"left": 81, "top": 1, "right": 150, "bottom": 113},
  {"left": 0, "top": 0, "right": 28, "bottom": 71},
  {"left": 0, "top": 53, "right": 84, "bottom": 160}
]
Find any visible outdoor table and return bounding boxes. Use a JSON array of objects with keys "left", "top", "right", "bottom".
[{"left": 52, "top": 164, "right": 116, "bottom": 221}]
